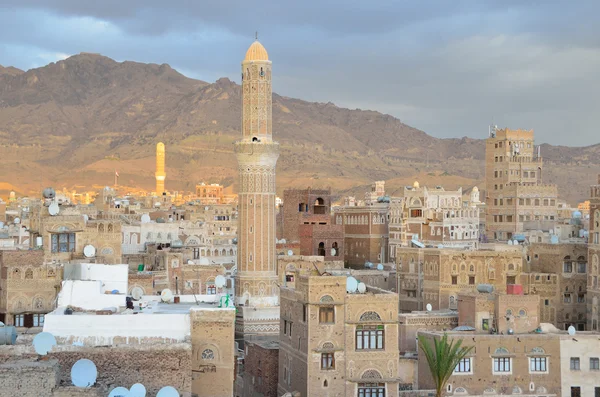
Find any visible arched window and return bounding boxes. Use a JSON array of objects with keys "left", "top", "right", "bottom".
[
  {"left": 361, "top": 369, "right": 382, "bottom": 380},
  {"left": 359, "top": 311, "right": 382, "bottom": 322},
  {"left": 201, "top": 349, "right": 215, "bottom": 360},
  {"left": 25, "top": 268, "right": 33, "bottom": 279},
  {"left": 494, "top": 347, "right": 509, "bottom": 355},
  {"left": 318, "top": 242, "right": 325, "bottom": 257},
  {"left": 320, "top": 295, "right": 334, "bottom": 303}
]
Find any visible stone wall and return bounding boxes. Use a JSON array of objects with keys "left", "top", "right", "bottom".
[
  {"left": 0, "top": 358, "right": 60, "bottom": 397},
  {"left": 0, "top": 344, "right": 191, "bottom": 396},
  {"left": 242, "top": 340, "right": 279, "bottom": 397}
]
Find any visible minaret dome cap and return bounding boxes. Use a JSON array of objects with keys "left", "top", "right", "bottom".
[{"left": 244, "top": 40, "right": 269, "bottom": 62}]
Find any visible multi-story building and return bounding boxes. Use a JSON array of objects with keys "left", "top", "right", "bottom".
[
  {"left": 0, "top": 250, "right": 62, "bottom": 327},
  {"left": 278, "top": 270, "right": 401, "bottom": 397},
  {"left": 334, "top": 203, "right": 389, "bottom": 268},
  {"left": 587, "top": 174, "right": 600, "bottom": 331},
  {"left": 485, "top": 127, "right": 559, "bottom": 241},
  {"left": 365, "top": 181, "right": 386, "bottom": 205},
  {"left": 525, "top": 243, "right": 588, "bottom": 330},
  {"left": 396, "top": 247, "right": 523, "bottom": 312}
]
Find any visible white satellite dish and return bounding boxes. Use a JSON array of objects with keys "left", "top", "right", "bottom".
[
  {"left": 108, "top": 387, "right": 129, "bottom": 397},
  {"left": 512, "top": 240, "right": 518, "bottom": 245},
  {"left": 377, "top": 264, "right": 384, "bottom": 271},
  {"left": 157, "top": 386, "right": 180, "bottom": 397},
  {"left": 507, "top": 240, "right": 513, "bottom": 245},
  {"left": 154, "top": 202, "right": 161, "bottom": 208},
  {"left": 129, "top": 384, "right": 147, "bottom": 397},
  {"left": 83, "top": 245, "right": 96, "bottom": 258},
  {"left": 426, "top": 303, "right": 432, "bottom": 312},
  {"left": 71, "top": 359, "right": 97, "bottom": 388},
  {"left": 357, "top": 282, "right": 367, "bottom": 293},
  {"left": 48, "top": 202, "right": 60, "bottom": 216},
  {"left": 33, "top": 332, "right": 57, "bottom": 356},
  {"left": 161, "top": 289, "right": 174, "bottom": 303},
  {"left": 215, "top": 275, "right": 226, "bottom": 288},
  {"left": 330, "top": 248, "right": 336, "bottom": 256},
  {"left": 346, "top": 277, "right": 358, "bottom": 293},
  {"left": 287, "top": 250, "right": 293, "bottom": 256},
  {"left": 568, "top": 326, "right": 576, "bottom": 336},
  {"left": 131, "top": 287, "right": 144, "bottom": 301},
  {"left": 187, "top": 260, "right": 194, "bottom": 265},
  {"left": 141, "top": 214, "right": 151, "bottom": 224},
  {"left": 13, "top": 218, "right": 20, "bottom": 224},
  {"left": 114, "top": 200, "right": 121, "bottom": 206}
]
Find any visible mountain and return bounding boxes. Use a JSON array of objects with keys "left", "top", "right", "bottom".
[{"left": 0, "top": 53, "right": 597, "bottom": 204}]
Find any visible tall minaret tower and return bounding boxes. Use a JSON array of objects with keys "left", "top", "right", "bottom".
[
  {"left": 234, "top": 39, "right": 280, "bottom": 339},
  {"left": 155, "top": 142, "right": 166, "bottom": 194}
]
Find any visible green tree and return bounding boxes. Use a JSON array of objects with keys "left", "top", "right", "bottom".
[{"left": 418, "top": 333, "right": 474, "bottom": 397}]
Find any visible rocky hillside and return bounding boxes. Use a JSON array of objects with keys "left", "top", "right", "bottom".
[{"left": 0, "top": 53, "right": 598, "bottom": 204}]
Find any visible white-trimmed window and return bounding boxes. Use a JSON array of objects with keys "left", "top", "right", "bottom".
[
  {"left": 454, "top": 357, "right": 472, "bottom": 374},
  {"left": 529, "top": 356, "right": 547, "bottom": 373},
  {"left": 492, "top": 348, "right": 512, "bottom": 374},
  {"left": 570, "top": 357, "right": 580, "bottom": 370}
]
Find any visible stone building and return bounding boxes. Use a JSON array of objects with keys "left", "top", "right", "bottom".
[
  {"left": 278, "top": 270, "right": 402, "bottom": 397},
  {"left": 365, "top": 181, "right": 386, "bottom": 205},
  {"left": 240, "top": 340, "right": 279, "bottom": 397},
  {"left": 333, "top": 203, "right": 389, "bottom": 268},
  {"left": 525, "top": 243, "right": 588, "bottom": 330},
  {"left": 485, "top": 127, "right": 559, "bottom": 241},
  {"left": 587, "top": 174, "right": 600, "bottom": 331},
  {"left": 195, "top": 182, "right": 224, "bottom": 204},
  {"left": 234, "top": 39, "right": 280, "bottom": 340},
  {"left": 398, "top": 310, "right": 458, "bottom": 354},
  {"left": 559, "top": 333, "right": 600, "bottom": 397},
  {"left": 0, "top": 250, "right": 61, "bottom": 327},
  {"left": 396, "top": 247, "right": 523, "bottom": 312},
  {"left": 399, "top": 182, "right": 479, "bottom": 250}
]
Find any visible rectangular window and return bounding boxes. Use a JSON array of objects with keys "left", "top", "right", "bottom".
[
  {"left": 482, "top": 319, "right": 489, "bottom": 331},
  {"left": 321, "top": 353, "right": 335, "bottom": 370},
  {"left": 564, "top": 293, "right": 572, "bottom": 304},
  {"left": 451, "top": 276, "right": 457, "bottom": 285},
  {"left": 303, "top": 304, "right": 307, "bottom": 322},
  {"left": 51, "top": 232, "right": 76, "bottom": 253},
  {"left": 356, "top": 325, "right": 384, "bottom": 350},
  {"left": 410, "top": 209, "right": 423, "bottom": 218},
  {"left": 469, "top": 276, "right": 475, "bottom": 285},
  {"left": 591, "top": 357, "right": 600, "bottom": 370},
  {"left": 454, "top": 358, "right": 471, "bottom": 373},
  {"left": 564, "top": 262, "right": 573, "bottom": 273},
  {"left": 14, "top": 314, "right": 24, "bottom": 327},
  {"left": 193, "top": 248, "right": 200, "bottom": 259},
  {"left": 358, "top": 383, "right": 385, "bottom": 397},
  {"left": 571, "top": 387, "right": 581, "bottom": 397},
  {"left": 578, "top": 294, "right": 585, "bottom": 303},
  {"left": 570, "top": 357, "right": 580, "bottom": 370},
  {"left": 578, "top": 262, "right": 586, "bottom": 273},
  {"left": 319, "top": 307, "right": 335, "bottom": 324},
  {"left": 283, "top": 320, "right": 287, "bottom": 335},
  {"left": 595, "top": 387, "right": 600, "bottom": 397},
  {"left": 33, "top": 314, "right": 45, "bottom": 327},
  {"left": 529, "top": 357, "right": 547, "bottom": 372},
  {"left": 493, "top": 357, "right": 511, "bottom": 373},
  {"left": 206, "top": 283, "right": 216, "bottom": 295}
]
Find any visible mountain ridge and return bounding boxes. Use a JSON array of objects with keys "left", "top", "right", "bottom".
[{"left": 0, "top": 53, "right": 597, "bottom": 204}]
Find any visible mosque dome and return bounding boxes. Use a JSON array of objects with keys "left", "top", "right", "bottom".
[
  {"left": 472, "top": 186, "right": 479, "bottom": 192},
  {"left": 244, "top": 40, "right": 269, "bottom": 61}
]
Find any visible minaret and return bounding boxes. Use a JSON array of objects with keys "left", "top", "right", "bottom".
[
  {"left": 155, "top": 142, "right": 166, "bottom": 194},
  {"left": 234, "top": 39, "right": 280, "bottom": 338}
]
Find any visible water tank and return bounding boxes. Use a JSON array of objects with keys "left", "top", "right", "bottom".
[
  {"left": 0, "top": 324, "right": 17, "bottom": 345},
  {"left": 476, "top": 284, "right": 494, "bottom": 294}
]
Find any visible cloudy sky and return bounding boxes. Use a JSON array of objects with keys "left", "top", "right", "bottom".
[{"left": 0, "top": 1, "right": 598, "bottom": 146}]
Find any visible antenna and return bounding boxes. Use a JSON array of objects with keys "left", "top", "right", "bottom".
[
  {"left": 129, "top": 384, "right": 147, "bottom": 397},
  {"left": 71, "top": 359, "right": 97, "bottom": 388},
  {"left": 157, "top": 386, "right": 180, "bottom": 397},
  {"left": 108, "top": 387, "right": 130, "bottom": 397},
  {"left": 33, "top": 332, "right": 57, "bottom": 356}
]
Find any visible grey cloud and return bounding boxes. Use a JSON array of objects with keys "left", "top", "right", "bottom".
[{"left": 0, "top": 1, "right": 599, "bottom": 145}]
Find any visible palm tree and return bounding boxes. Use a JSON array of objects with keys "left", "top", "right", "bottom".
[{"left": 418, "top": 333, "right": 474, "bottom": 397}]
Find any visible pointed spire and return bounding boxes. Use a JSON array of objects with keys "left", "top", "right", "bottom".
[{"left": 255, "top": 31, "right": 258, "bottom": 40}]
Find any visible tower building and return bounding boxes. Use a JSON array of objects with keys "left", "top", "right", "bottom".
[
  {"left": 155, "top": 142, "right": 166, "bottom": 194},
  {"left": 484, "top": 127, "right": 558, "bottom": 241},
  {"left": 234, "top": 40, "right": 280, "bottom": 339}
]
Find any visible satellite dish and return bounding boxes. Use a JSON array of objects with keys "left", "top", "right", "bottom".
[
  {"left": 187, "top": 260, "right": 194, "bottom": 265},
  {"left": 507, "top": 240, "right": 513, "bottom": 245},
  {"left": 129, "top": 384, "right": 147, "bottom": 397},
  {"left": 108, "top": 387, "right": 129, "bottom": 397},
  {"left": 287, "top": 250, "right": 293, "bottom": 256},
  {"left": 48, "top": 202, "right": 60, "bottom": 216},
  {"left": 161, "top": 289, "right": 174, "bottom": 303},
  {"left": 154, "top": 202, "right": 161, "bottom": 208},
  {"left": 330, "top": 248, "right": 336, "bottom": 256},
  {"left": 512, "top": 240, "right": 518, "bottom": 245},
  {"left": 71, "top": 359, "right": 97, "bottom": 388},
  {"left": 426, "top": 303, "right": 432, "bottom": 312},
  {"left": 507, "top": 328, "right": 514, "bottom": 335},
  {"left": 141, "top": 214, "right": 151, "bottom": 224},
  {"left": 157, "top": 386, "right": 180, "bottom": 397},
  {"left": 357, "top": 282, "right": 367, "bottom": 293},
  {"left": 346, "top": 277, "right": 358, "bottom": 293},
  {"left": 83, "top": 245, "right": 96, "bottom": 258},
  {"left": 83, "top": 214, "right": 89, "bottom": 223},
  {"left": 215, "top": 275, "right": 226, "bottom": 288},
  {"left": 13, "top": 218, "right": 20, "bottom": 224},
  {"left": 377, "top": 264, "right": 384, "bottom": 271},
  {"left": 131, "top": 287, "right": 144, "bottom": 301},
  {"left": 42, "top": 187, "right": 56, "bottom": 199},
  {"left": 114, "top": 200, "right": 121, "bottom": 206},
  {"left": 33, "top": 332, "right": 57, "bottom": 356},
  {"left": 568, "top": 326, "right": 576, "bottom": 336}
]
